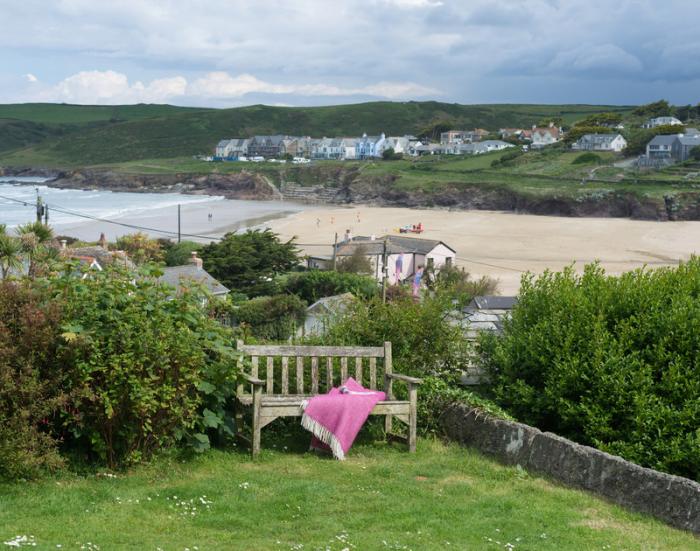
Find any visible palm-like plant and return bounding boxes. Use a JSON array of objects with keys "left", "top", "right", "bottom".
[
  {"left": 0, "top": 233, "right": 24, "bottom": 279},
  {"left": 16, "top": 222, "right": 55, "bottom": 278}
]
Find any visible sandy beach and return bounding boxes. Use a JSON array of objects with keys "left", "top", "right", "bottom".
[{"left": 267, "top": 205, "right": 700, "bottom": 295}]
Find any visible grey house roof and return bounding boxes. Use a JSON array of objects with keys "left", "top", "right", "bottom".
[
  {"left": 678, "top": 136, "right": 700, "bottom": 147},
  {"left": 335, "top": 235, "right": 455, "bottom": 257},
  {"left": 158, "top": 265, "right": 229, "bottom": 296},
  {"left": 465, "top": 295, "right": 518, "bottom": 311},
  {"left": 575, "top": 133, "right": 623, "bottom": 146},
  {"left": 647, "top": 135, "right": 680, "bottom": 147}
]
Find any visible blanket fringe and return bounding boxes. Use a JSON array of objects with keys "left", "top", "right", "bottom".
[{"left": 301, "top": 413, "right": 346, "bottom": 461}]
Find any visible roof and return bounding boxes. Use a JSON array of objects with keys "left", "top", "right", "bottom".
[
  {"left": 335, "top": 235, "right": 455, "bottom": 256},
  {"left": 68, "top": 246, "right": 135, "bottom": 269},
  {"left": 306, "top": 293, "right": 355, "bottom": 315},
  {"left": 677, "top": 136, "right": 700, "bottom": 146},
  {"left": 158, "top": 265, "right": 229, "bottom": 296},
  {"left": 576, "top": 133, "right": 625, "bottom": 145},
  {"left": 649, "top": 116, "right": 682, "bottom": 124},
  {"left": 648, "top": 134, "right": 680, "bottom": 147},
  {"left": 465, "top": 295, "right": 518, "bottom": 311}
]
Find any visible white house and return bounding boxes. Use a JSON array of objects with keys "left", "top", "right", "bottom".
[
  {"left": 383, "top": 136, "right": 411, "bottom": 155},
  {"left": 332, "top": 235, "right": 457, "bottom": 284},
  {"left": 215, "top": 138, "right": 249, "bottom": 159},
  {"left": 572, "top": 133, "right": 627, "bottom": 152},
  {"left": 642, "top": 116, "right": 683, "bottom": 129},
  {"left": 458, "top": 140, "right": 513, "bottom": 155},
  {"left": 341, "top": 138, "right": 357, "bottom": 160},
  {"left": 356, "top": 133, "right": 386, "bottom": 159},
  {"left": 530, "top": 123, "right": 562, "bottom": 148}
]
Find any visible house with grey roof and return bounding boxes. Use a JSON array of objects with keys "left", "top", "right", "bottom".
[
  {"left": 642, "top": 116, "right": 683, "bottom": 129},
  {"left": 247, "top": 135, "right": 286, "bottom": 158},
  {"left": 672, "top": 135, "right": 700, "bottom": 162},
  {"left": 645, "top": 134, "right": 678, "bottom": 160},
  {"left": 158, "top": 252, "right": 229, "bottom": 298},
  {"left": 322, "top": 235, "right": 456, "bottom": 283},
  {"left": 454, "top": 140, "right": 513, "bottom": 155},
  {"left": 355, "top": 133, "right": 386, "bottom": 159},
  {"left": 215, "top": 138, "right": 249, "bottom": 159},
  {"left": 572, "top": 133, "right": 627, "bottom": 152}
]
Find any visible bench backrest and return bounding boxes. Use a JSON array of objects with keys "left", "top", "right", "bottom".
[{"left": 237, "top": 341, "right": 392, "bottom": 396}]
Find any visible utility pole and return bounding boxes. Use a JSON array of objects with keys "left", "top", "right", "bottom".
[
  {"left": 381, "top": 238, "right": 388, "bottom": 303},
  {"left": 177, "top": 204, "right": 181, "bottom": 243},
  {"left": 36, "top": 193, "right": 44, "bottom": 223},
  {"left": 44, "top": 204, "right": 49, "bottom": 225},
  {"left": 332, "top": 232, "right": 338, "bottom": 271}
]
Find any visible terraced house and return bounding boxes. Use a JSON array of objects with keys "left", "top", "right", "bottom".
[{"left": 247, "top": 135, "right": 286, "bottom": 158}]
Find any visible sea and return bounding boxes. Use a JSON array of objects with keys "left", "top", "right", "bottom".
[{"left": 0, "top": 177, "right": 306, "bottom": 241}]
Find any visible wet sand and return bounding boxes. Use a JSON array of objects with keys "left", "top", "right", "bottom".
[{"left": 267, "top": 206, "right": 700, "bottom": 295}]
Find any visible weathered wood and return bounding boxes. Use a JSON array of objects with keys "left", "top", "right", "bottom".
[
  {"left": 252, "top": 384, "right": 262, "bottom": 457},
  {"left": 281, "top": 356, "right": 289, "bottom": 395},
  {"left": 326, "top": 357, "right": 333, "bottom": 390},
  {"left": 241, "top": 372, "right": 264, "bottom": 386},
  {"left": 239, "top": 345, "right": 385, "bottom": 357},
  {"left": 266, "top": 356, "right": 274, "bottom": 394},
  {"left": 251, "top": 356, "right": 259, "bottom": 379},
  {"left": 408, "top": 384, "right": 418, "bottom": 453},
  {"left": 384, "top": 341, "right": 393, "bottom": 435},
  {"left": 296, "top": 356, "right": 304, "bottom": 394},
  {"left": 311, "top": 357, "right": 319, "bottom": 394},
  {"left": 386, "top": 373, "right": 422, "bottom": 385},
  {"left": 369, "top": 357, "right": 377, "bottom": 390},
  {"left": 355, "top": 357, "right": 363, "bottom": 383},
  {"left": 340, "top": 357, "right": 348, "bottom": 382}
]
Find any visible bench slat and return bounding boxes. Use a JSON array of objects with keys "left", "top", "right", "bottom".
[
  {"left": 266, "top": 357, "right": 274, "bottom": 394},
  {"left": 281, "top": 356, "right": 289, "bottom": 395},
  {"left": 311, "top": 357, "right": 319, "bottom": 394},
  {"left": 355, "top": 357, "right": 363, "bottom": 384},
  {"left": 239, "top": 345, "right": 385, "bottom": 357},
  {"left": 326, "top": 357, "right": 333, "bottom": 391},
  {"left": 296, "top": 356, "right": 304, "bottom": 394},
  {"left": 251, "top": 356, "right": 259, "bottom": 379},
  {"left": 340, "top": 357, "right": 348, "bottom": 382},
  {"left": 370, "top": 357, "right": 377, "bottom": 390}
]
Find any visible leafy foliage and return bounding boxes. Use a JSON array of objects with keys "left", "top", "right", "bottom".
[
  {"left": 234, "top": 294, "right": 307, "bottom": 341},
  {"left": 0, "top": 280, "right": 67, "bottom": 480},
  {"left": 424, "top": 264, "right": 498, "bottom": 307},
  {"left": 624, "top": 125, "right": 686, "bottom": 155},
  {"left": 114, "top": 232, "right": 164, "bottom": 264},
  {"left": 480, "top": 261, "right": 700, "bottom": 480},
  {"left": 201, "top": 229, "right": 299, "bottom": 297},
  {"left": 282, "top": 270, "right": 378, "bottom": 303},
  {"left": 572, "top": 152, "right": 604, "bottom": 165},
  {"left": 164, "top": 240, "right": 202, "bottom": 266},
  {"left": 336, "top": 244, "right": 373, "bottom": 275},
  {"left": 633, "top": 100, "right": 672, "bottom": 118},
  {"left": 690, "top": 145, "right": 700, "bottom": 162},
  {"left": 53, "top": 266, "right": 239, "bottom": 466}
]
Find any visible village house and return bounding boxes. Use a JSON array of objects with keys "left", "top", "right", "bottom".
[
  {"left": 382, "top": 136, "right": 411, "bottom": 156},
  {"left": 529, "top": 123, "right": 562, "bottom": 148},
  {"left": 645, "top": 134, "right": 677, "bottom": 161},
  {"left": 356, "top": 133, "right": 386, "bottom": 159},
  {"left": 671, "top": 131, "right": 700, "bottom": 162},
  {"left": 572, "top": 133, "right": 627, "bottom": 152},
  {"left": 440, "top": 129, "right": 489, "bottom": 145},
  {"left": 247, "top": 135, "right": 286, "bottom": 158},
  {"left": 215, "top": 138, "right": 249, "bottom": 159},
  {"left": 456, "top": 140, "right": 514, "bottom": 155},
  {"left": 498, "top": 128, "right": 524, "bottom": 139},
  {"left": 642, "top": 116, "right": 683, "bottom": 129},
  {"left": 340, "top": 138, "right": 357, "bottom": 160},
  {"left": 311, "top": 235, "right": 456, "bottom": 284},
  {"left": 158, "top": 252, "right": 229, "bottom": 299}
]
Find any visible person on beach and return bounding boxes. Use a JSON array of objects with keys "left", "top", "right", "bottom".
[
  {"left": 316, "top": 217, "right": 320, "bottom": 228},
  {"left": 395, "top": 253, "right": 404, "bottom": 283},
  {"left": 412, "top": 265, "right": 424, "bottom": 299},
  {"left": 331, "top": 216, "right": 335, "bottom": 225},
  {"left": 357, "top": 212, "right": 361, "bottom": 223},
  {"left": 208, "top": 212, "right": 213, "bottom": 222}
]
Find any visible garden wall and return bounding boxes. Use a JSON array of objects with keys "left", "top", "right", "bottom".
[{"left": 441, "top": 403, "right": 700, "bottom": 534}]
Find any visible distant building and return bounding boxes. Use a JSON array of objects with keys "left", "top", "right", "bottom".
[
  {"left": 215, "top": 138, "right": 249, "bottom": 159},
  {"left": 382, "top": 136, "right": 411, "bottom": 156},
  {"left": 340, "top": 138, "right": 357, "bottom": 160},
  {"left": 158, "top": 252, "right": 229, "bottom": 298},
  {"left": 671, "top": 134, "right": 700, "bottom": 162},
  {"left": 530, "top": 123, "right": 562, "bottom": 148},
  {"left": 572, "top": 133, "right": 627, "bottom": 152},
  {"left": 440, "top": 129, "right": 489, "bottom": 145},
  {"left": 456, "top": 140, "right": 514, "bottom": 155},
  {"left": 356, "top": 133, "right": 386, "bottom": 159},
  {"left": 642, "top": 116, "right": 683, "bottom": 129},
  {"left": 646, "top": 134, "right": 680, "bottom": 160},
  {"left": 248, "top": 135, "right": 286, "bottom": 158},
  {"left": 498, "top": 128, "right": 524, "bottom": 139},
  {"left": 298, "top": 293, "right": 355, "bottom": 337},
  {"left": 312, "top": 137, "right": 344, "bottom": 160}
]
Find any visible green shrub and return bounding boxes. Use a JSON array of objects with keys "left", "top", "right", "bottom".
[
  {"left": 53, "top": 266, "right": 239, "bottom": 466},
  {"left": 0, "top": 281, "right": 67, "bottom": 480},
  {"left": 572, "top": 152, "right": 603, "bottom": 165},
  {"left": 480, "top": 261, "right": 700, "bottom": 480},
  {"left": 282, "top": 270, "right": 378, "bottom": 303},
  {"left": 164, "top": 240, "right": 202, "bottom": 266},
  {"left": 235, "top": 294, "right": 307, "bottom": 341},
  {"left": 491, "top": 148, "right": 524, "bottom": 167}
]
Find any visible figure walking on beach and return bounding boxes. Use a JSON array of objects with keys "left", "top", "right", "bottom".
[
  {"left": 316, "top": 217, "right": 320, "bottom": 228},
  {"left": 208, "top": 212, "right": 213, "bottom": 222},
  {"left": 412, "top": 265, "right": 424, "bottom": 300}
]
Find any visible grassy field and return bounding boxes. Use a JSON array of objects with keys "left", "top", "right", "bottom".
[{"left": 0, "top": 437, "right": 696, "bottom": 550}]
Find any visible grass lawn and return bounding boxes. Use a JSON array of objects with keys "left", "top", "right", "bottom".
[{"left": 0, "top": 437, "right": 696, "bottom": 550}]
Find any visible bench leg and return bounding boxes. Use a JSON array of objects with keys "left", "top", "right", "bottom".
[
  {"left": 385, "top": 414, "right": 393, "bottom": 438},
  {"left": 251, "top": 385, "right": 262, "bottom": 457},
  {"left": 408, "top": 385, "right": 417, "bottom": 453}
]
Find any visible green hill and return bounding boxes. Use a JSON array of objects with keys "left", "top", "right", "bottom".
[{"left": 0, "top": 101, "right": 635, "bottom": 167}]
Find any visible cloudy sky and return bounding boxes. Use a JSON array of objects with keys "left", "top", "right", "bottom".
[{"left": 1, "top": 0, "right": 698, "bottom": 107}]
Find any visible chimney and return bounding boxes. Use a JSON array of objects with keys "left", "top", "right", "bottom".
[
  {"left": 549, "top": 121, "right": 555, "bottom": 128},
  {"left": 98, "top": 232, "right": 107, "bottom": 249},
  {"left": 189, "top": 251, "right": 203, "bottom": 269}
]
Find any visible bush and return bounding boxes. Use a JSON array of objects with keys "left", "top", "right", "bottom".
[
  {"left": 336, "top": 245, "right": 373, "bottom": 275},
  {"left": 425, "top": 265, "right": 498, "bottom": 307},
  {"left": 235, "top": 294, "right": 307, "bottom": 341},
  {"left": 479, "top": 261, "right": 700, "bottom": 480},
  {"left": 321, "top": 295, "right": 470, "bottom": 380},
  {"left": 572, "top": 152, "right": 603, "bottom": 165},
  {"left": 0, "top": 281, "right": 67, "bottom": 480},
  {"left": 114, "top": 232, "right": 164, "bottom": 264},
  {"left": 53, "top": 266, "right": 239, "bottom": 466},
  {"left": 165, "top": 240, "right": 202, "bottom": 266},
  {"left": 282, "top": 270, "right": 378, "bottom": 303},
  {"left": 491, "top": 148, "right": 524, "bottom": 167}
]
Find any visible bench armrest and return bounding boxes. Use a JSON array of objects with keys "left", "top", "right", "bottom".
[
  {"left": 386, "top": 372, "right": 423, "bottom": 385},
  {"left": 241, "top": 372, "right": 265, "bottom": 386}
]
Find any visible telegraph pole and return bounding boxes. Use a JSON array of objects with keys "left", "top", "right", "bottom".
[
  {"left": 382, "top": 238, "right": 388, "bottom": 303},
  {"left": 332, "top": 232, "right": 338, "bottom": 271},
  {"left": 177, "top": 204, "right": 181, "bottom": 243},
  {"left": 36, "top": 193, "right": 44, "bottom": 222}
]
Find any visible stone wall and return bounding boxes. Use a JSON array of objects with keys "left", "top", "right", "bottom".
[{"left": 441, "top": 403, "right": 700, "bottom": 534}]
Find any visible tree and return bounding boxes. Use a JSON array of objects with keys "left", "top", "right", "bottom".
[
  {"left": 16, "top": 222, "right": 54, "bottom": 278},
  {"left": 336, "top": 244, "right": 373, "bottom": 275},
  {"left": 115, "top": 232, "right": 163, "bottom": 264},
  {"left": 690, "top": 146, "right": 700, "bottom": 162},
  {"left": 382, "top": 147, "right": 403, "bottom": 160},
  {"left": 633, "top": 99, "right": 672, "bottom": 118},
  {"left": 537, "top": 117, "right": 563, "bottom": 128},
  {"left": 573, "top": 112, "right": 623, "bottom": 128},
  {"left": 200, "top": 229, "right": 299, "bottom": 297},
  {"left": 165, "top": 240, "right": 202, "bottom": 266},
  {"left": 0, "top": 233, "right": 23, "bottom": 280},
  {"left": 624, "top": 125, "right": 685, "bottom": 156}
]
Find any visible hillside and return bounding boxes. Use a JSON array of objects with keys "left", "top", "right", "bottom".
[{"left": 0, "top": 101, "right": 634, "bottom": 166}]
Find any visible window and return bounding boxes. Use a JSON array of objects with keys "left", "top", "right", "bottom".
[
  {"left": 445, "top": 257, "right": 452, "bottom": 268},
  {"left": 427, "top": 257, "right": 434, "bottom": 269}
]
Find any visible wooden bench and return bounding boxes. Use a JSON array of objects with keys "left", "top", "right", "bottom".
[{"left": 236, "top": 341, "right": 421, "bottom": 457}]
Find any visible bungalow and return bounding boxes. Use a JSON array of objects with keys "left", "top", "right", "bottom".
[
  {"left": 331, "top": 235, "right": 456, "bottom": 284},
  {"left": 572, "top": 133, "right": 627, "bottom": 152},
  {"left": 158, "top": 252, "right": 229, "bottom": 298},
  {"left": 642, "top": 116, "right": 683, "bottom": 129}
]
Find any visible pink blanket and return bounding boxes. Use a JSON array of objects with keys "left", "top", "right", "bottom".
[{"left": 301, "top": 377, "right": 385, "bottom": 460}]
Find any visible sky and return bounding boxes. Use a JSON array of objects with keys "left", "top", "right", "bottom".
[{"left": 1, "top": 0, "right": 699, "bottom": 108}]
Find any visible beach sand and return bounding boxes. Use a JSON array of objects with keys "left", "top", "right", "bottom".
[{"left": 267, "top": 205, "right": 700, "bottom": 295}]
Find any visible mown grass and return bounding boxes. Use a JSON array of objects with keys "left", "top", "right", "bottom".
[{"left": 0, "top": 436, "right": 696, "bottom": 550}]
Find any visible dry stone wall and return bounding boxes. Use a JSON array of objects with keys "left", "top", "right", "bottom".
[{"left": 441, "top": 403, "right": 700, "bottom": 534}]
